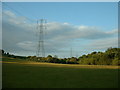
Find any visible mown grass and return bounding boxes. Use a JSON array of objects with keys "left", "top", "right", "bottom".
[{"left": 2, "top": 59, "right": 119, "bottom": 88}]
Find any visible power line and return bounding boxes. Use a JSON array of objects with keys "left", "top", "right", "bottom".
[{"left": 2, "top": 2, "right": 35, "bottom": 22}]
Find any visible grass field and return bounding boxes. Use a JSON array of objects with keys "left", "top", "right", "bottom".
[{"left": 2, "top": 58, "right": 119, "bottom": 88}]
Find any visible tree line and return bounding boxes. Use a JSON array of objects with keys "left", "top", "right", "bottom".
[
  {"left": 0, "top": 50, "right": 27, "bottom": 59},
  {"left": 1, "top": 47, "right": 120, "bottom": 65},
  {"left": 78, "top": 48, "right": 120, "bottom": 65}
]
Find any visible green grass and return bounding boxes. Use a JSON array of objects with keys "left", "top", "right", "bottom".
[
  {"left": 2, "top": 61, "right": 119, "bottom": 88},
  {"left": 2, "top": 57, "right": 27, "bottom": 62}
]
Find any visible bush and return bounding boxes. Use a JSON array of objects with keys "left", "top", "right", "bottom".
[{"left": 112, "top": 58, "right": 120, "bottom": 65}]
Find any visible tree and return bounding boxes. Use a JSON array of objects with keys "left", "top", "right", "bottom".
[
  {"left": 46, "top": 55, "right": 53, "bottom": 63},
  {"left": 91, "top": 51, "right": 97, "bottom": 55},
  {"left": 112, "top": 58, "right": 120, "bottom": 65},
  {"left": 60, "top": 59, "right": 66, "bottom": 64},
  {"left": 69, "top": 57, "right": 78, "bottom": 64}
]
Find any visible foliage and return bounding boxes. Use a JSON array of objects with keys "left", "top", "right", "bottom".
[
  {"left": 78, "top": 48, "right": 120, "bottom": 65},
  {"left": 1, "top": 47, "right": 120, "bottom": 65}
]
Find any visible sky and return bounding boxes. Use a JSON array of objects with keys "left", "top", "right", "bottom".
[{"left": 2, "top": 2, "right": 118, "bottom": 58}]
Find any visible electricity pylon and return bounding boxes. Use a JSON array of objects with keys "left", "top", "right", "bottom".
[{"left": 36, "top": 19, "right": 46, "bottom": 58}]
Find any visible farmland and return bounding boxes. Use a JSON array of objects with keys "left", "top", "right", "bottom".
[{"left": 2, "top": 58, "right": 119, "bottom": 88}]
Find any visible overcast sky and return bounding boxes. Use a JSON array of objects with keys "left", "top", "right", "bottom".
[{"left": 2, "top": 2, "right": 118, "bottom": 58}]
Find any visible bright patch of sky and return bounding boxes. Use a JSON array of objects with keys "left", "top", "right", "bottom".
[
  {"left": 3, "top": 2, "right": 118, "bottom": 30},
  {"left": 2, "top": 2, "right": 118, "bottom": 58}
]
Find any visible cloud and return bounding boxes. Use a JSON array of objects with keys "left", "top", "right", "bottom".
[
  {"left": 86, "top": 37, "right": 118, "bottom": 50},
  {"left": 44, "top": 22, "right": 117, "bottom": 41},
  {"left": 3, "top": 10, "right": 36, "bottom": 32},
  {"left": 17, "top": 41, "right": 36, "bottom": 51},
  {"left": 2, "top": 10, "right": 118, "bottom": 57}
]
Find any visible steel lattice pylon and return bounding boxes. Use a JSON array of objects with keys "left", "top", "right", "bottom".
[{"left": 36, "top": 19, "right": 46, "bottom": 58}]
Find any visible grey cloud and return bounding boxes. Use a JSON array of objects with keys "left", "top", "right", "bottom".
[
  {"left": 86, "top": 37, "right": 118, "bottom": 50},
  {"left": 2, "top": 10, "right": 118, "bottom": 57},
  {"left": 2, "top": 17, "right": 36, "bottom": 53},
  {"left": 40, "top": 22, "right": 117, "bottom": 41}
]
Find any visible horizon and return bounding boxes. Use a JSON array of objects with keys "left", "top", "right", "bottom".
[{"left": 1, "top": 47, "right": 118, "bottom": 59}]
